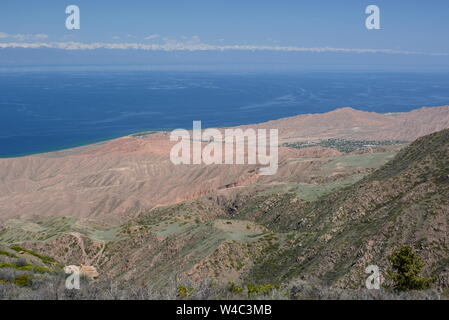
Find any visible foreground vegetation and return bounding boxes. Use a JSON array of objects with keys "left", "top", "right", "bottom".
[{"left": 0, "top": 274, "right": 443, "bottom": 300}]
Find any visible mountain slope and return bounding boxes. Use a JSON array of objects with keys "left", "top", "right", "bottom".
[
  {"left": 9, "top": 129, "right": 447, "bottom": 295},
  {"left": 1, "top": 105, "right": 449, "bottom": 222},
  {"left": 245, "top": 105, "right": 449, "bottom": 142},
  {"left": 242, "top": 129, "right": 449, "bottom": 289}
]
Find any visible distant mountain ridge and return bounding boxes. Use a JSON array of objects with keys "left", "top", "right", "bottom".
[{"left": 244, "top": 105, "right": 449, "bottom": 142}]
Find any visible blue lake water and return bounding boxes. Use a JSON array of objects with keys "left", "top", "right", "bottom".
[{"left": 1, "top": 70, "right": 449, "bottom": 157}]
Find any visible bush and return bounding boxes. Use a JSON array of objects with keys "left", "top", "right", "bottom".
[
  {"left": 246, "top": 283, "right": 275, "bottom": 298},
  {"left": 10, "top": 246, "right": 58, "bottom": 265},
  {"left": 0, "top": 250, "right": 17, "bottom": 258},
  {"left": 228, "top": 282, "right": 244, "bottom": 294},
  {"left": 12, "top": 274, "right": 32, "bottom": 287},
  {"left": 177, "top": 285, "right": 194, "bottom": 298},
  {"left": 0, "top": 262, "right": 16, "bottom": 269},
  {"left": 17, "top": 264, "right": 52, "bottom": 274},
  {"left": 387, "top": 245, "right": 433, "bottom": 292},
  {"left": 0, "top": 261, "right": 53, "bottom": 274}
]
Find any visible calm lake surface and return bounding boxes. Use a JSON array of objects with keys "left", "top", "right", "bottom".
[{"left": 1, "top": 70, "right": 449, "bottom": 157}]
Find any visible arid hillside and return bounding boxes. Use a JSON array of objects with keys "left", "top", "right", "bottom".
[
  {"left": 237, "top": 128, "right": 449, "bottom": 290},
  {"left": 0, "top": 106, "right": 448, "bottom": 222},
  {"left": 246, "top": 105, "right": 449, "bottom": 143},
  {"left": 1, "top": 128, "right": 446, "bottom": 300}
]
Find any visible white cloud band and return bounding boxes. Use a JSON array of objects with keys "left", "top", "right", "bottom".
[
  {"left": 0, "top": 33, "right": 49, "bottom": 41},
  {"left": 0, "top": 41, "right": 447, "bottom": 56}
]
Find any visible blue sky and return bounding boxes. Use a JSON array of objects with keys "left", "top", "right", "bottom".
[{"left": 1, "top": 0, "right": 449, "bottom": 68}]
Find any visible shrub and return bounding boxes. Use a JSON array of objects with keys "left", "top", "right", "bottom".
[
  {"left": 0, "top": 261, "right": 53, "bottom": 274},
  {"left": 10, "top": 246, "right": 58, "bottom": 265},
  {"left": 387, "top": 244, "right": 433, "bottom": 291},
  {"left": 0, "top": 250, "right": 17, "bottom": 258},
  {"left": 228, "top": 282, "right": 244, "bottom": 294},
  {"left": 0, "top": 262, "right": 16, "bottom": 269},
  {"left": 177, "top": 285, "right": 194, "bottom": 298},
  {"left": 12, "top": 274, "right": 32, "bottom": 287},
  {"left": 17, "top": 264, "right": 52, "bottom": 274},
  {"left": 246, "top": 283, "right": 275, "bottom": 298}
]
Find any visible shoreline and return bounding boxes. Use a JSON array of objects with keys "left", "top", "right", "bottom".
[
  {"left": 1, "top": 104, "right": 448, "bottom": 159},
  {"left": 0, "top": 130, "right": 169, "bottom": 159}
]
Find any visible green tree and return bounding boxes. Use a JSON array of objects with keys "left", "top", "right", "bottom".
[{"left": 387, "top": 244, "right": 433, "bottom": 291}]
